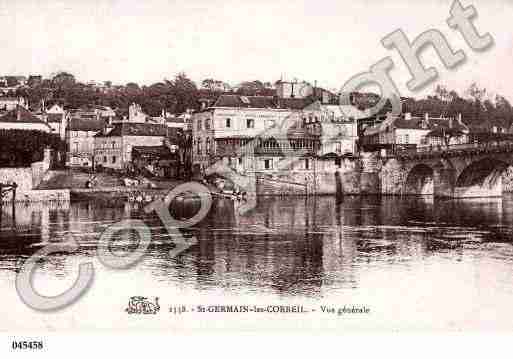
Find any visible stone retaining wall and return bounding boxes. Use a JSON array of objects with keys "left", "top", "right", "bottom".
[
  {"left": 1, "top": 189, "right": 70, "bottom": 203},
  {"left": 0, "top": 149, "right": 53, "bottom": 202}
]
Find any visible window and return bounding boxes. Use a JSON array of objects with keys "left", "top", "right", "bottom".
[
  {"left": 226, "top": 118, "right": 231, "bottom": 128},
  {"left": 103, "top": 156, "right": 107, "bottom": 163},
  {"left": 264, "top": 159, "right": 272, "bottom": 170},
  {"left": 206, "top": 138, "right": 211, "bottom": 154},
  {"left": 197, "top": 140, "right": 202, "bottom": 155},
  {"left": 405, "top": 134, "right": 409, "bottom": 144},
  {"left": 197, "top": 119, "right": 202, "bottom": 131},
  {"left": 205, "top": 119, "right": 211, "bottom": 130},
  {"left": 112, "top": 156, "right": 117, "bottom": 164},
  {"left": 73, "top": 142, "right": 79, "bottom": 153},
  {"left": 246, "top": 119, "right": 255, "bottom": 129},
  {"left": 112, "top": 141, "right": 116, "bottom": 149},
  {"left": 238, "top": 157, "right": 243, "bottom": 165},
  {"left": 335, "top": 158, "right": 342, "bottom": 168},
  {"left": 336, "top": 143, "right": 342, "bottom": 153},
  {"left": 304, "top": 159, "right": 310, "bottom": 170}
]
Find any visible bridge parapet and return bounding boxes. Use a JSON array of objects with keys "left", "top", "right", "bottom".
[{"left": 388, "top": 141, "right": 513, "bottom": 161}]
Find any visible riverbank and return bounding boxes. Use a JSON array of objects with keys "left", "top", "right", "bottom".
[
  {"left": 36, "top": 169, "right": 189, "bottom": 204},
  {"left": 70, "top": 187, "right": 172, "bottom": 204}
]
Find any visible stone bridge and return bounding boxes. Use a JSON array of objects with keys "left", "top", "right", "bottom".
[{"left": 380, "top": 142, "right": 513, "bottom": 198}]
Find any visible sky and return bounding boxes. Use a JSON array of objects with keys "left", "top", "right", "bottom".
[{"left": 2, "top": 0, "right": 513, "bottom": 101}]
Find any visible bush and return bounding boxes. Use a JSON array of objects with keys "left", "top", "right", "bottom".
[{"left": 0, "top": 130, "right": 65, "bottom": 167}]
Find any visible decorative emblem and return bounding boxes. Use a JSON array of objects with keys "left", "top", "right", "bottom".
[{"left": 125, "top": 296, "right": 160, "bottom": 315}]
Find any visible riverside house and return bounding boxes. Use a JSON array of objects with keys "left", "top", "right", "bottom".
[
  {"left": 191, "top": 94, "right": 319, "bottom": 175},
  {"left": 361, "top": 112, "right": 468, "bottom": 150},
  {"left": 93, "top": 122, "right": 170, "bottom": 170},
  {"left": 66, "top": 118, "right": 107, "bottom": 167}
]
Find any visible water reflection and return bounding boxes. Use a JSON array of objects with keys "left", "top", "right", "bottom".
[{"left": 1, "top": 195, "right": 513, "bottom": 298}]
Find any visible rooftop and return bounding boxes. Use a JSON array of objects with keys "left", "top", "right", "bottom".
[
  {"left": 0, "top": 105, "right": 51, "bottom": 128},
  {"left": 95, "top": 122, "right": 169, "bottom": 137},
  {"left": 212, "top": 95, "right": 314, "bottom": 110},
  {"left": 132, "top": 145, "right": 178, "bottom": 159},
  {"left": 363, "top": 113, "right": 469, "bottom": 136},
  {"left": 68, "top": 118, "right": 106, "bottom": 132}
]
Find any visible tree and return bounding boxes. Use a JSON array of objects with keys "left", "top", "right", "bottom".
[
  {"left": 171, "top": 72, "right": 199, "bottom": 114},
  {"left": 52, "top": 72, "right": 76, "bottom": 88},
  {"left": 236, "top": 80, "right": 266, "bottom": 95}
]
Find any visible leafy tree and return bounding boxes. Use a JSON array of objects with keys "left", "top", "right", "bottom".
[
  {"left": 52, "top": 72, "right": 76, "bottom": 88},
  {"left": 171, "top": 72, "right": 199, "bottom": 114}
]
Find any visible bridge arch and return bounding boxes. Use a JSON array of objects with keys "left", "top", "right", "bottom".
[
  {"left": 404, "top": 164, "right": 435, "bottom": 195},
  {"left": 455, "top": 157, "right": 511, "bottom": 197}
]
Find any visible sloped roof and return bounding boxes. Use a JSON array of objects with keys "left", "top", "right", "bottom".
[
  {"left": 428, "top": 118, "right": 467, "bottom": 132},
  {"left": 68, "top": 118, "right": 106, "bottom": 131},
  {"left": 303, "top": 101, "right": 371, "bottom": 120},
  {"left": 393, "top": 117, "right": 429, "bottom": 130},
  {"left": 363, "top": 114, "right": 397, "bottom": 136},
  {"left": 0, "top": 105, "right": 51, "bottom": 128},
  {"left": 278, "top": 97, "right": 313, "bottom": 110},
  {"left": 96, "top": 122, "right": 168, "bottom": 137},
  {"left": 132, "top": 145, "right": 178, "bottom": 159},
  {"left": 214, "top": 95, "right": 274, "bottom": 108},
  {"left": 363, "top": 114, "right": 469, "bottom": 136},
  {"left": 47, "top": 104, "right": 64, "bottom": 114},
  {"left": 213, "top": 94, "right": 313, "bottom": 110}
]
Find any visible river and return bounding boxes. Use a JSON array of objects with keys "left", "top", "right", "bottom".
[{"left": 1, "top": 195, "right": 513, "bottom": 331}]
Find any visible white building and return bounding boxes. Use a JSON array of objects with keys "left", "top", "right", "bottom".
[
  {"left": 362, "top": 113, "right": 469, "bottom": 148},
  {"left": 42, "top": 104, "right": 67, "bottom": 139},
  {"left": 66, "top": 118, "right": 107, "bottom": 167},
  {"left": 301, "top": 101, "right": 369, "bottom": 156},
  {"left": 192, "top": 94, "right": 319, "bottom": 173}
]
